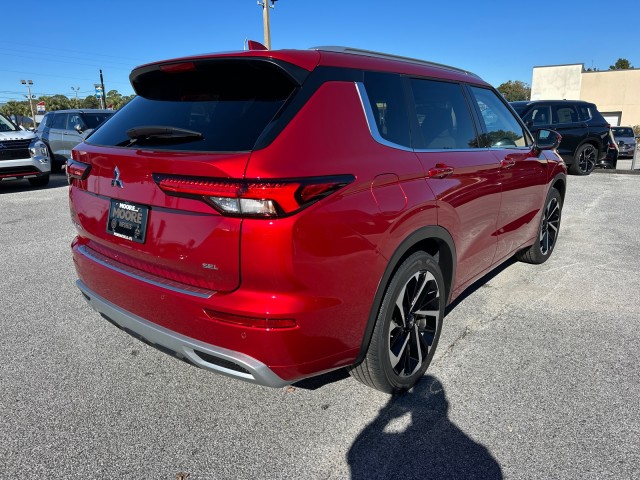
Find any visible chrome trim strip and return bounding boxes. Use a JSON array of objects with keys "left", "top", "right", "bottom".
[
  {"left": 413, "top": 147, "right": 491, "bottom": 153},
  {"left": 76, "top": 281, "right": 290, "bottom": 388},
  {"left": 355, "top": 82, "right": 413, "bottom": 152},
  {"left": 78, "top": 245, "right": 215, "bottom": 299}
]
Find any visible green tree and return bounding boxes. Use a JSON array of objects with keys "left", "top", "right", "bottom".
[
  {"left": 0, "top": 100, "right": 30, "bottom": 117},
  {"left": 80, "top": 95, "right": 100, "bottom": 109},
  {"left": 105, "top": 90, "right": 135, "bottom": 110},
  {"left": 497, "top": 80, "right": 531, "bottom": 102},
  {"left": 41, "top": 94, "right": 72, "bottom": 111},
  {"left": 609, "top": 58, "right": 632, "bottom": 70}
]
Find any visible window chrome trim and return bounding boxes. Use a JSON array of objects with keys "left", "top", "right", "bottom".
[
  {"left": 355, "top": 82, "right": 413, "bottom": 152},
  {"left": 356, "top": 82, "right": 505, "bottom": 154},
  {"left": 412, "top": 147, "right": 491, "bottom": 153},
  {"left": 78, "top": 245, "right": 215, "bottom": 299}
]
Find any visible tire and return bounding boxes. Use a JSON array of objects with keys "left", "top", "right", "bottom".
[
  {"left": 516, "top": 188, "right": 562, "bottom": 264},
  {"left": 48, "top": 146, "right": 62, "bottom": 174},
  {"left": 349, "top": 252, "right": 445, "bottom": 393},
  {"left": 570, "top": 143, "right": 597, "bottom": 175},
  {"left": 28, "top": 174, "right": 50, "bottom": 187}
]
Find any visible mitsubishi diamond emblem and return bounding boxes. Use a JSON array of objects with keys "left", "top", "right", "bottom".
[{"left": 111, "top": 166, "right": 123, "bottom": 188}]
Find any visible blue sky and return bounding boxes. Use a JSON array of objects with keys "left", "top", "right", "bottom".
[{"left": 1, "top": 0, "right": 638, "bottom": 103}]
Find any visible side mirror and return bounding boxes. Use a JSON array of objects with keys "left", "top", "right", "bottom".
[
  {"left": 74, "top": 123, "right": 84, "bottom": 133},
  {"left": 534, "top": 129, "right": 561, "bottom": 151}
]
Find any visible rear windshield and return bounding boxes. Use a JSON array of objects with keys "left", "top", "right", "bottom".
[
  {"left": 87, "top": 60, "right": 298, "bottom": 152},
  {"left": 510, "top": 102, "right": 527, "bottom": 116},
  {"left": 612, "top": 127, "right": 634, "bottom": 137}
]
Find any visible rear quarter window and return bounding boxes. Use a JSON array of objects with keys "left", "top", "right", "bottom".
[
  {"left": 578, "top": 105, "right": 593, "bottom": 122},
  {"left": 362, "top": 72, "right": 411, "bottom": 148}
]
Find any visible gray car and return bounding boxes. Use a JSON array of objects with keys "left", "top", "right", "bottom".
[
  {"left": 35, "top": 109, "right": 114, "bottom": 172},
  {"left": 0, "top": 113, "right": 51, "bottom": 187},
  {"left": 611, "top": 126, "right": 636, "bottom": 158}
]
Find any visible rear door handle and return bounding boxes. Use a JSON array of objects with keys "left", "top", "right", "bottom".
[
  {"left": 427, "top": 164, "right": 454, "bottom": 179},
  {"left": 500, "top": 158, "right": 516, "bottom": 169}
]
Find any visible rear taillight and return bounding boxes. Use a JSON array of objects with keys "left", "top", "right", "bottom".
[
  {"left": 153, "top": 174, "right": 354, "bottom": 218},
  {"left": 67, "top": 159, "right": 91, "bottom": 183}
]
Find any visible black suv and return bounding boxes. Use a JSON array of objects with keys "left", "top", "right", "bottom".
[
  {"left": 511, "top": 100, "right": 611, "bottom": 175},
  {"left": 35, "top": 109, "right": 114, "bottom": 172}
]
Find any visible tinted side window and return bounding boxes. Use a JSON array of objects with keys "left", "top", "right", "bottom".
[
  {"left": 410, "top": 79, "right": 478, "bottom": 149},
  {"left": 363, "top": 72, "right": 411, "bottom": 148},
  {"left": 577, "top": 105, "right": 593, "bottom": 122},
  {"left": 469, "top": 87, "right": 528, "bottom": 148},
  {"left": 69, "top": 114, "right": 86, "bottom": 130},
  {"left": 553, "top": 104, "right": 579, "bottom": 124},
  {"left": 51, "top": 114, "right": 67, "bottom": 129},
  {"left": 523, "top": 105, "right": 551, "bottom": 126},
  {"left": 82, "top": 113, "right": 113, "bottom": 129}
]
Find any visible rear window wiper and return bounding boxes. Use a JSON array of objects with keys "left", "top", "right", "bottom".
[{"left": 121, "top": 126, "right": 203, "bottom": 146}]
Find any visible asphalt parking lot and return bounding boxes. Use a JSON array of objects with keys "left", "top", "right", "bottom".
[{"left": 1, "top": 171, "right": 639, "bottom": 479}]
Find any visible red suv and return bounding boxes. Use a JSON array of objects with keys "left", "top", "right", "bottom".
[{"left": 69, "top": 46, "right": 566, "bottom": 393}]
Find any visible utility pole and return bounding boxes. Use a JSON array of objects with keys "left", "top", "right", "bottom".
[
  {"left": 71, "top": 86, "right": 80, "bottom": 108},
  {"left": 20, "top": 79, "right": 37, "bottom": 128},
  {"left": 258, "top": 0, "right": 278, "bottom": 49},
  {"left": 100, "top": 69, "right": 107, "bottom": 109}
]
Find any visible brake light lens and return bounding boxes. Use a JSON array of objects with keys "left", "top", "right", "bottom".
[
  {"left": 67, "top": 159, "right": 91, "bottom": 183},
  {"left": 159, "top": 62, "right": 196, "bottom": 73},
  {"left": 153, "top": 174, "right": 354, "bottom": 218}
]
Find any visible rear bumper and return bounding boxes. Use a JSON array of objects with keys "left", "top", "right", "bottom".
[
  {"left": 72, "top": 236, "right": 363, "bottom": 385},
  {"left": 76, "top": 280, "right": 291, "bottom": 387}
]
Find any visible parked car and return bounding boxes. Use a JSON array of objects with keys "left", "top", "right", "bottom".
[
  {"left": 597, "top": 130, "right": 619, "bottom": 169},
  {"left": 36, "top": 109, "right": 114, "bottom": 172},
  {"left": 510, "top": 100, "right": 611, "bottom": 176},
  {"left": 0, "top": 113, "right": 50, "bottom": 187},
  {"left": 611, "top": 126, "right": 636, "bottom": 158},
  {"left": 69, "top": 45, "right": 566, "bottom": 394}
]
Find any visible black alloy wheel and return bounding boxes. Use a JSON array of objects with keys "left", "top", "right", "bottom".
[
  {"left": 517, "top": 188, "right": 562, "bottom": 264},
  {"left": 349, "top": 252, "right": 445, "bottom": 393},
  {"left": 539, "top": 194, "right": 560, "bottom": 256},
  {"left": 387, "top": 269, "right": 440, "bottom": 377},
  {"left": 571, "top": 143, "right": 597, "bottom": 175}
]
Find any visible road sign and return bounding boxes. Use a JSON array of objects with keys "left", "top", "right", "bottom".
[
  {"left": 95, "top": 85, "right": 103, "bottom": 98},
  {"left": 36, "top": 101, "right": 46, "bottom": 114}
]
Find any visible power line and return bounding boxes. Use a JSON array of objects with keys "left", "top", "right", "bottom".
[
  {"left": 2, "top": 42, "right": 144, "bottom": 64},
  {"left": 0, "top": 51, "right": 134, "bottom": 73}
]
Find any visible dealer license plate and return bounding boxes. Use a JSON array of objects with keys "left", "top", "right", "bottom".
[{"left": 106, "top": 199, "right": 149, "bottom": 243}]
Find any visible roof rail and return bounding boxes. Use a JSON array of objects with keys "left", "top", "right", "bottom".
[{"left": 311, "top": 46, "right": 481, "bottom": 78}]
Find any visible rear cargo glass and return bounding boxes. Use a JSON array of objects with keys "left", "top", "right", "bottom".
[{"left": 87, "top": 60, "right": 298, "bottom": 152}]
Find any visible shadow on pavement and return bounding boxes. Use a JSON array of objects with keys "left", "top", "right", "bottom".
[
  {"left": 294, "top": 257, "right": 519, "bottom": 391},
  {"left": 347, "top": 375, "right": 502, "bottom": 480}
]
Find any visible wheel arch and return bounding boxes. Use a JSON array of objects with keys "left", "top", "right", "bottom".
[
  {"left": 576, "top": 137, "right": 603, "bottom": 156},
  {"left": 354, "top": 225, "right": 456, "bottom": 365},
  {"left": 550, "top": 173, "right": 567, "bottom": 203}
]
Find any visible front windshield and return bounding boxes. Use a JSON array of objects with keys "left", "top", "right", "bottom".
[
  {"left": 0, "top": 114, "right": 19, "bottom": 132},
  {"left": 612, "top": 127, "right": 634, "bottom": 137}
]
